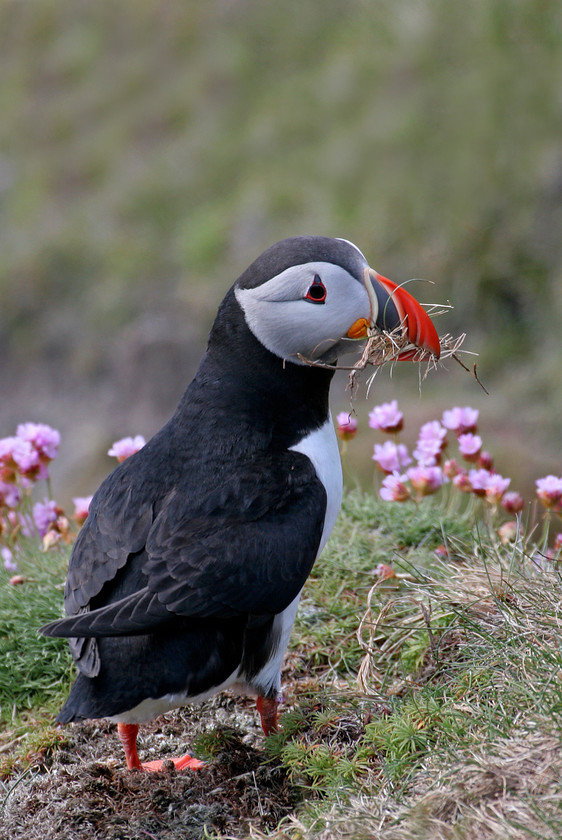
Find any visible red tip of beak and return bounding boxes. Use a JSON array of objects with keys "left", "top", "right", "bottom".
[{"left": 373, "top": 273, "right": 441, "bottom": 360}]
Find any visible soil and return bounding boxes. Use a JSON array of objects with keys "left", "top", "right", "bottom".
[{"left": 0, "top": 693, "right": 298, "bottom": 840}]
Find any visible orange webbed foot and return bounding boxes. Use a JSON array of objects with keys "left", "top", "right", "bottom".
[
  {"left": 141, "top": 755, "right": 206, "bottom": 772},
  {"left": 117, "top": 722, "right": 204, "bottom": 772}
]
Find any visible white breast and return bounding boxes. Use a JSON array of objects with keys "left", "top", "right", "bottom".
[
  {"left": 290, "top": 414, "right": 343, "bottom": 554},
  {"left": 242, "top": 415, "right": 344, "bottom": 698}
]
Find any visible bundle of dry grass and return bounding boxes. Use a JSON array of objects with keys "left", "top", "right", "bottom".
[{"left": 348, "top": 324, "right": 477, "bottom": 393}]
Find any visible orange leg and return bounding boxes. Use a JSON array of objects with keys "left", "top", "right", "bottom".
[
  {"left": 117, "top": 722, "right": 143, "bottom": 770},
  {"left": 116, "top": 722, "right": 204, "bottom": 772},
  {"left": 256, "top": 695, "right": 279, "bottom": 735}
]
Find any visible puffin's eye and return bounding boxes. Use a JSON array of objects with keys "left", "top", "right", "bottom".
[{"left": 304, "top": 275, "right": 327, "bottom": 304}]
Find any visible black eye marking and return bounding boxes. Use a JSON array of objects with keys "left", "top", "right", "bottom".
[{"left": 305, "top": 275, "right": 327, "bottom": 304}]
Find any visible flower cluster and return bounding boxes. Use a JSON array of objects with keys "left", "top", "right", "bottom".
[
  {"left": 1, "top": 427, "right": 146, "bottom": 579},
  {"left": 338, "top": 402, "right": 562, "bottom": 550},
  {"left": 368, "top": 404, "right": 525, "bottom": 510}
]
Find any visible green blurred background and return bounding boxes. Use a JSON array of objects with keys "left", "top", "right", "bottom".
[{"left": 1, "top": 0, "right": 561, "bottom": 504}]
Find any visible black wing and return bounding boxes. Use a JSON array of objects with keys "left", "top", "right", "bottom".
[{"left": 41, "top": 450, "right": 326, "bottom": 641}]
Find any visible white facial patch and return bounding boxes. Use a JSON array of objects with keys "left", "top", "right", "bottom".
[{"left": 235, "top": 261, "right": 370, "bottom": 363}]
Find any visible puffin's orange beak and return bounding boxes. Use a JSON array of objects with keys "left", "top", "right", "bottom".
[{"left": 347, "top": 268, "right": 441, "bottom": 360}]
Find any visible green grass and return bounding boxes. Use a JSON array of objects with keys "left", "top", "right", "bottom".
[
  {"left": 2, "top": 492, "right": 562, "bottom": 838},
  {"left": 0, "top": 541, "right": 72, "bottom": 771}
]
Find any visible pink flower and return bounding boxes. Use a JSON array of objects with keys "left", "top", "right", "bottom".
[
  {"left": 108, "top": 435, "right": 146, "bottom": 462},
  {"left": 16, "top": 422, "right": 60, "bottom": 462},
  {"left": 484, "top": 473, "right": 511, "bottom": 504},
  {"left": 407, "top": 465, "right": 444, "bottom": 496},
  {"left": 2, "top": 546, "right": 17, "bottom": 572},
  {"left": 73, "top": 496, "right": 93, "bottom": 526},
  {"left": 443, "top": 458, "right": 462, "bottom": 479},
  {"left": 414, "top": 421, "right": 447, "bottom": 466},
  {"left": 498, "top": 521, "right": 519, "bottom": 545},
  {"left": 554, "top": 533, "right": 562, "bottom": 552},
  {"left": 336, "top": 412, "right": 358, "bottom": 441},
  {"left": 535, "top": 475, "right": 562, "bottom": 509},
  {"left": 380, "top": 472, "right": 410, "bottom": 502},
  {"left": 0, "top": 436, "right": 19, "bottom": 474},
  {"left": 0, "top": 480, "right": 22, "bottom": 509},
  {"left": 468, "top": 468, "right": 492, "bottom": 497},
  {"left": 458, "top": 433, "right": 482, "bottom": 462},
  {"left": 33, "top": 499, "right": 59, "bottom": 537},
  {"left": 501, "top": 491, "right": 525, "bottom": 514},
  {"left": 373, "top": 441, "right": 412, "bottom": 474},
  {"left": 442, "top": 406, "right": 479, "bottom": 435},
  {"left": 368, "top": 400, "right": 404, "bottom": 433},
  {"left": 0, "top": 436, "right": 43, "bottom": 480},
  {"left": 477, "top": 451, "right": 494, "bottom": 471},
  {"left": 12, "top": 438, "right": 44, "bottom": 479},
  {"left": 452, "top": 471, "right": 472, "bottom": 493}
]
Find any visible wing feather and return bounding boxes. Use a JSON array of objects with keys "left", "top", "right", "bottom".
[{"left": 41, "top": 450, "right": 327, "bottom": 655}]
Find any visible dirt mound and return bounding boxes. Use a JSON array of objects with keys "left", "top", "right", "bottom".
[{"left": 1, "top": 697, "right": 297, "bottom": 840}]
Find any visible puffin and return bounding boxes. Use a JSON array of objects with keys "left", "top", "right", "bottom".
[{"left": 41, "top": 236, "right": 440, "bottom": 771}]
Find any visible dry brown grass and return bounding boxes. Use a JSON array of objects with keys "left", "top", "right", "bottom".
[{"left": 292, "top": 732, "right": 562, "bottom": 840}]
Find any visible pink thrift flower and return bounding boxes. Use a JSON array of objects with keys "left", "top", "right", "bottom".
[
  {"left": 414, "top": 421, "right": 447, "bottom": 466},
  {"left": 336, "top": 412, "right": 358, "bottom": 441},
  {"left": 0, "top": 437, "right": 19, "bottom": 479},
  {"left": 413, "top": 444, "right": 440, "bottom": 466},
  {"left": 554, "top": 533, "right": 562, "bottom": 552},
  {"left": 442, "top": 406, "right": 479, "bottom": 435},
  {"left": 453, "top": 471, "right": 472, "bottom": 493},
  {"left": 458, "top": 433, "right": 482, "bottom": 462},
  {"left": 477, "top": 451, "right": 494, "bottom": 471},
  {"left": 73, "top": 496, "right": 93, "bottom": 526},
  {"left": 380, "top": 472, "right": 410, "bottom": 502},
  {"left": 2, "top": 546, "right": 17, "bottom": 572},
  {"left": 368, "top": 400, "right": 404, "bottom": 433},
  {"left": 498, "top": 521, "right": 519, "bottom": 544},
  {"left": 468, "top": 468, "right": 491, "bottom": 497},
  {"left": 444, "top": 458, "right": 462, "bottom": 479},
  {"left": 33, "top": 499, "right": 59, "bottom": 537},
  {"left": 407, "top": 465, "right": 444, "bottom": 496},
  {"left": 0, "top": 436, "right": 42, "bottom": 479},
  {"left": 108, "top": 435, "right": 146, "bottom": 462},
  {"left": 16, "top": 422, "right": 60, "bottom": 462},
  {"left": 373, "top": 441, "right": 412, "bottom": 474},
  {"left": 12, "top": 438, "right": 42, "bottom": 479},
  {"left": 0, "top": 480, "right": 22, "bottom": 509},
  {"left": 501, "top": 491, "right": 525, "bottom": 514},
  {"left": 484, "top": 473, "right": 511, "bottom": 504},
  {"left": 535, "top": 475, "right": 562, "bottom": 509}
]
